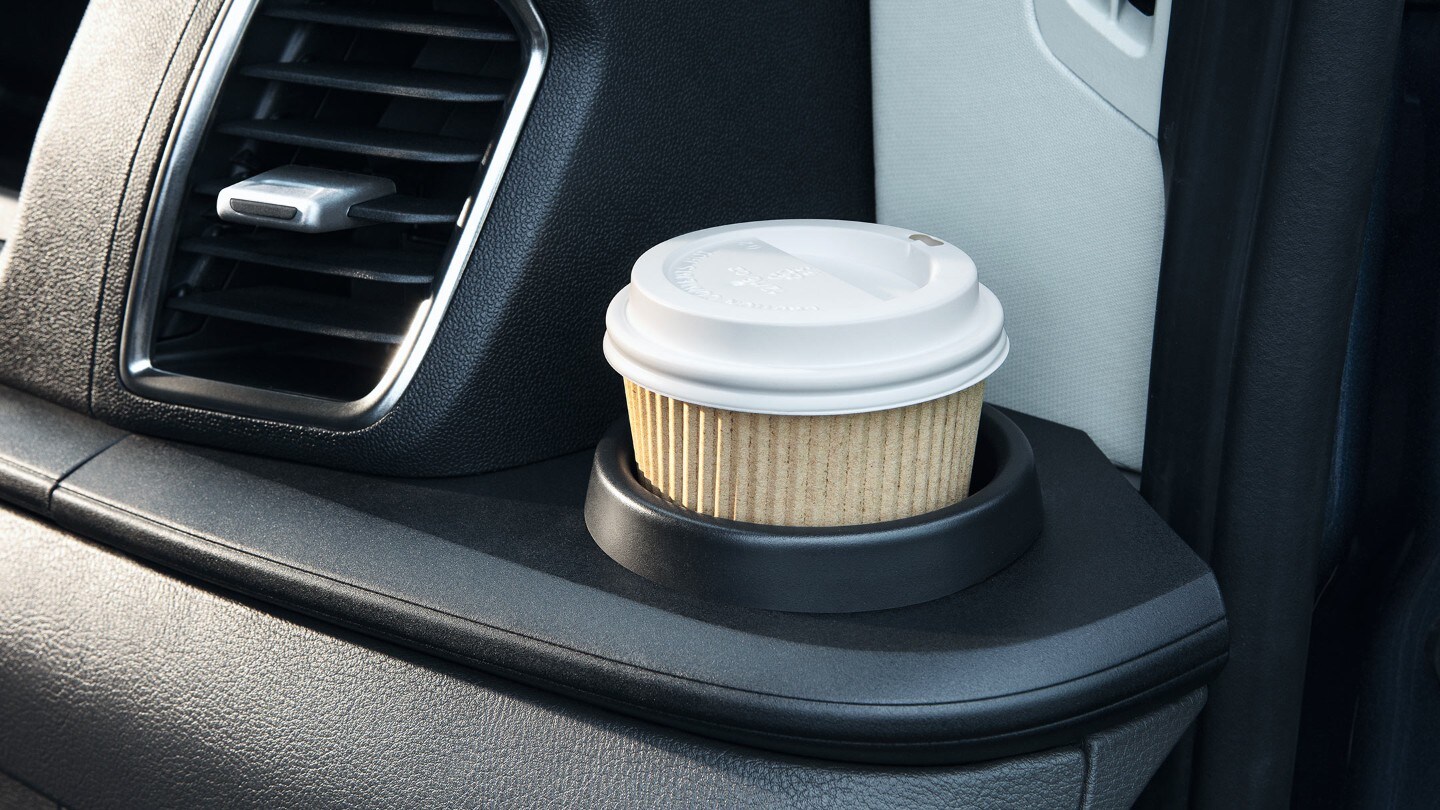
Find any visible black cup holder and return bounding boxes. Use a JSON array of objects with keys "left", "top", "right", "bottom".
[{"left": 585, "top": 404, "right": 1044, "bottom": 612}]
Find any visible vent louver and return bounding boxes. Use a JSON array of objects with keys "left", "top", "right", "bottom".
[{"left": 122, "top": 0, "right": 545, "bottom": 425}]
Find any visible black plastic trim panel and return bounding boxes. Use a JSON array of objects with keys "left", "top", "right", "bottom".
[
  {"left": 0, "top": 387, "right": 124, "bottom": 514},
  {"left": 0, "top": 0, "right": 878, "bottom": 476},
  {"left": 586, "top": 408, "right": 1044, "bottom": 612},
  {"left": 0, "top": 384, "right": 1226, "bottom": 764}
]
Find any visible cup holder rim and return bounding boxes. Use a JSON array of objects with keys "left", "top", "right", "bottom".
[{"left": 585, "top": 404, "right": 1044, "bottom": 613}]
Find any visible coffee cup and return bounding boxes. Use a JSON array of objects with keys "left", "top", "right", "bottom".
[{"left": 603, "top": 220, "right": 1007, "bottom": 527}]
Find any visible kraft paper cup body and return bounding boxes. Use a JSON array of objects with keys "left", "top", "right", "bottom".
[
  {"left": 604, "top": 220, "right": 1007, "bottom": 528},
  {"left": 623, "top": 379, "right": 986, "bottom": 526}
]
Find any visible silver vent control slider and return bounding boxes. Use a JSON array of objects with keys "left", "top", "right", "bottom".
[{"left": 216, "top": 166, "right": 396, "bottom": 233}]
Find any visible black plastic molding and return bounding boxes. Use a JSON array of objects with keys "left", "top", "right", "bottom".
[
  {"left": 0, "top": 386, "right": 124, "bottom": 513},
  {"left": 586, "top": 407, "right": 1043, "bottom": 613},
  {"left": 0, "top": 383, "right": 1226, "bottom": 764}
]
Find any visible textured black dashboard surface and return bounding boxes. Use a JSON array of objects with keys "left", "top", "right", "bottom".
[
  {"left": 0, "top": 0, "right": 224, "bottom": 412},
  {"left": 0, "top": 0, "right": 876, "bottom": 476},
  {"left": 25, "top": 389, "right": 1225, "bottom": 765}
]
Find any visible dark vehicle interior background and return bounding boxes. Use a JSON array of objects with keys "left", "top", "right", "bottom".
[{"left": 0, "top": 0, "right": 1431, "bottom": 807}]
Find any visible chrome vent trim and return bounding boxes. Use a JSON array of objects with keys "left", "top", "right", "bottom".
[{"left": 120, "top": 0, "right": 547, "bottom": 428}]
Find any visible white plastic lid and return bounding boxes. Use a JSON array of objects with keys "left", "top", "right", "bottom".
[{"left": 603, "top": 220, "right": 1008, "bottom": 415}]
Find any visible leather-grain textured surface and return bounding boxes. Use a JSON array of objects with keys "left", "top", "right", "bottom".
[
  {"left": 0, "top": 506, "right": 1092, "bottom": 810},
  {"left": 0, "top": 770, "right": 58, "bottom": 810},
  {"left": 3, "top": 0, "right": 877, "bottom": 476},
  {"left": 1079, "top": 688, "right": 1205, "bottom": 809},
  {"left": 0, "top": 0, "right": 224, "bottom": 412}
]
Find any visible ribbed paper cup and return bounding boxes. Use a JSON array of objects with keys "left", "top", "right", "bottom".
[
  {"left": 604, "top": 220, "right": 1008, "bottom": 529},
  {"left": 624, "top": 379, "right": 985, "bottom": 526}
]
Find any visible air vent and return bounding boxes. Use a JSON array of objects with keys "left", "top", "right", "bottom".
[{"left": 122, "top": 0, "right": 546, "bottom": 426}]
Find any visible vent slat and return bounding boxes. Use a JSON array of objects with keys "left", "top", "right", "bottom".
[
  {"left": 138, "top": 0, "right": 526, "bottom": 407},
  {"left": 216, "top": 120, "right": 484, "bottom": 163},
  {"left": 167, "top": 287, "right": 414, "bottom": 344},
  {"left": 265, "top": 4, "right": 519, "bottom": 42},
  {"left": 240, "top": 63, "right": 511, "bottom": 103},
  {"left": 179, "top": 235, "right": 437, "bottom": 284},
  {"left": 347, "top": 194, "right": 462, "bottom": 225},
  {"left": 193, "top": 177, "right": 238, "bottom": 195}
]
